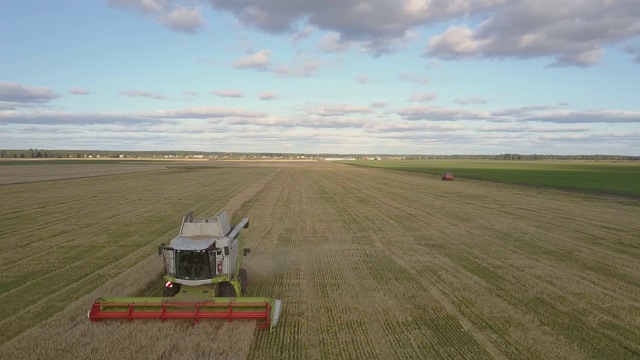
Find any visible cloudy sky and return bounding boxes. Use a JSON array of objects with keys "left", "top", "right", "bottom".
[{"left": 1, "top": 0, "right": 639, "bottom": 155}]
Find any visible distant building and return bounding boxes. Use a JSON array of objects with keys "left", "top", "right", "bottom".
[{"left": 325, "top": 157, "right": 356, "bottom": 161}]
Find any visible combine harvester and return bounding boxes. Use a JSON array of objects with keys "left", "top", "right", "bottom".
[{"left": 88, "top": 209, "right": 282, "bottom": 331}]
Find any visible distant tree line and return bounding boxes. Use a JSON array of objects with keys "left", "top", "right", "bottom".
[
  {"left": 0, "top": 149, "right": 637, "bottom": 161},
  {"left": 0, "top": 149, "right": 126, "bottom": 159},
  {"left": 0, "top": 149, "right": 317, "bottom": 160},
  {"left": 410, "top": 154, "right": 639, "bottom": 161},
  {"left": 0, "top": 149, "right": 228, "bottom": 159}
]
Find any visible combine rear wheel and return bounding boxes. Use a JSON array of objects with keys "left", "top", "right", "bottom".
[
  {"left": 219, "top": 282, "right": 236, "bottom": 297},
  {"left": 239, "top": 268, "right": 248, "bottom": 294}
]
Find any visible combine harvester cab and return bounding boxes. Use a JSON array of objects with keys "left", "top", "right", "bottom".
[{"left": 88, "top": 209, "right": 282, "bottom": 331}]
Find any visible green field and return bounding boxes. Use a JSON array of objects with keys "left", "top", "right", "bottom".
[{"left": 346, "top": 160, "right": 640, "bottom": 197}]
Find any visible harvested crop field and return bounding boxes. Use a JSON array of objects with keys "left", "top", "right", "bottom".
[{"left": 1, "top": 161, "right": 639, "bottom": 359}]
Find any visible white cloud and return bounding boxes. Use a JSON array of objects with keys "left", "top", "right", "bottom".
[
  {"left": 426, "top": 25, "right": 481, "bottom": 59},
  {"left": 0, "top": 82, "right": 59, "bottom": 103},
  {"left": 291, "top": 24, "right": 314, "bottom": 44},
  {"left": 107, "top": 0, "right": 168, "bottom": 14},
  {"left": 398, "top": 73, "right": 429, "bottom": 85},
  {"left": 153, "top": 107, "right": 265, "bottom": 119},
  {"left": 112, "top": 0, "right": 640, "bottom": 65},
  {"left": 491, "top": 106, "right": 561, "bottom": 117},
  {"left": 68, "top": 88, "right": 90, "bottom": 95},
  {"left": 307, "top": 104, "right": 373, "bottom": 117},
  {"left": 209, "top": 0, "right": 505, "bottom": 57},
  {"left": 3, "top": 101, "right": 638, "bottom": 154},
  {"left": 234, "top": 50, "right": 272, "bottom": 69},
  {"left": 478, "top": 125, "right": 591, "bottom": 133},
  {"left": 397, "top": 105, "right": 490, "bottom": 121},
  {"left": 0, "top": 106, "right": 268, "bottom": 126},
  {"left": 425, "top": 0, "right": 640, "bottom": 66},
  {"left": 232, "top": 51, "right": 324, "bottom": 78},
  {"left": 118, "top": 90, "right": 168, "bottom": 100},
  {"left": 213, "top": 90, "right": 244, "bottom": 98},
  {"left": 227, "top": 116, "right": 368, "bottom": 129},
  {"left": 455, "top": 97, "right": 489, "bottom": 105},
  {"left": 272, "top": 57, "right": 323, "bottom": 77},
  {"left": 368, "top": 121, "right": 463, "bottom": 133},
  {"left": 523, "top": 110, "right": 640, "bottom": 124},
  {"left": 548, "top": 48, "right": 605, "bottom": 68},
  {"left": 409, "top": 92, "right": 438, "bottom": 102},
  {"left": 354, "top": 75, "right": 370, "bottom": 84},
  {"left": 108, "top": 0, "right": 205, "bottom": 33},
  {"left": 318, "top": 32, "right": 353, "bottom": 53},
  {"left": 0, "top": 110, "right": 161, "bottom": 125},
  {"left": 159, "top": 6, "right": 205, "bottom": 34},
  {"left": 318, "top": 30, "right": 416, "bottom": 57},
  {"left": 259, "top": 92, "right": 277, "bottom": 100}
]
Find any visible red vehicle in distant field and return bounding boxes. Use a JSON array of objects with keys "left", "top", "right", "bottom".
[{"left": 441, "top": 173, "right": 454, "bottom": 181}]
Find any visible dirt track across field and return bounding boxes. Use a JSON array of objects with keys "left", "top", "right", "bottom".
[{"left": 1, "top": 161, "right": 639, "bottom": 359}]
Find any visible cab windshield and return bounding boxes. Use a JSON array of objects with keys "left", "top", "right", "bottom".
[{"left": 176, "top": 250, "right": 211, "bottom": 280}]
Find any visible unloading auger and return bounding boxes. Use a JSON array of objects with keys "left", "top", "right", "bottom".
[{"left": 88, "top": 209, "right": 282, "bottom": 331}]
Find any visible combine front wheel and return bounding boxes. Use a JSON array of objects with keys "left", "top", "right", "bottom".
[
  {"left": 239, "top": 268, "right": 248, "bottom": 294},
  {"left": 219, "top": 282, "right": 237, "bottom": 297},
  {"left": 163, "top": 283, "right": 180, "bottom": 297}
]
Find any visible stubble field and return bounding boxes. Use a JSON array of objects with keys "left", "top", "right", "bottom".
[{"left": 0, "top": 161, "right": 639, "bottom": 359}]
